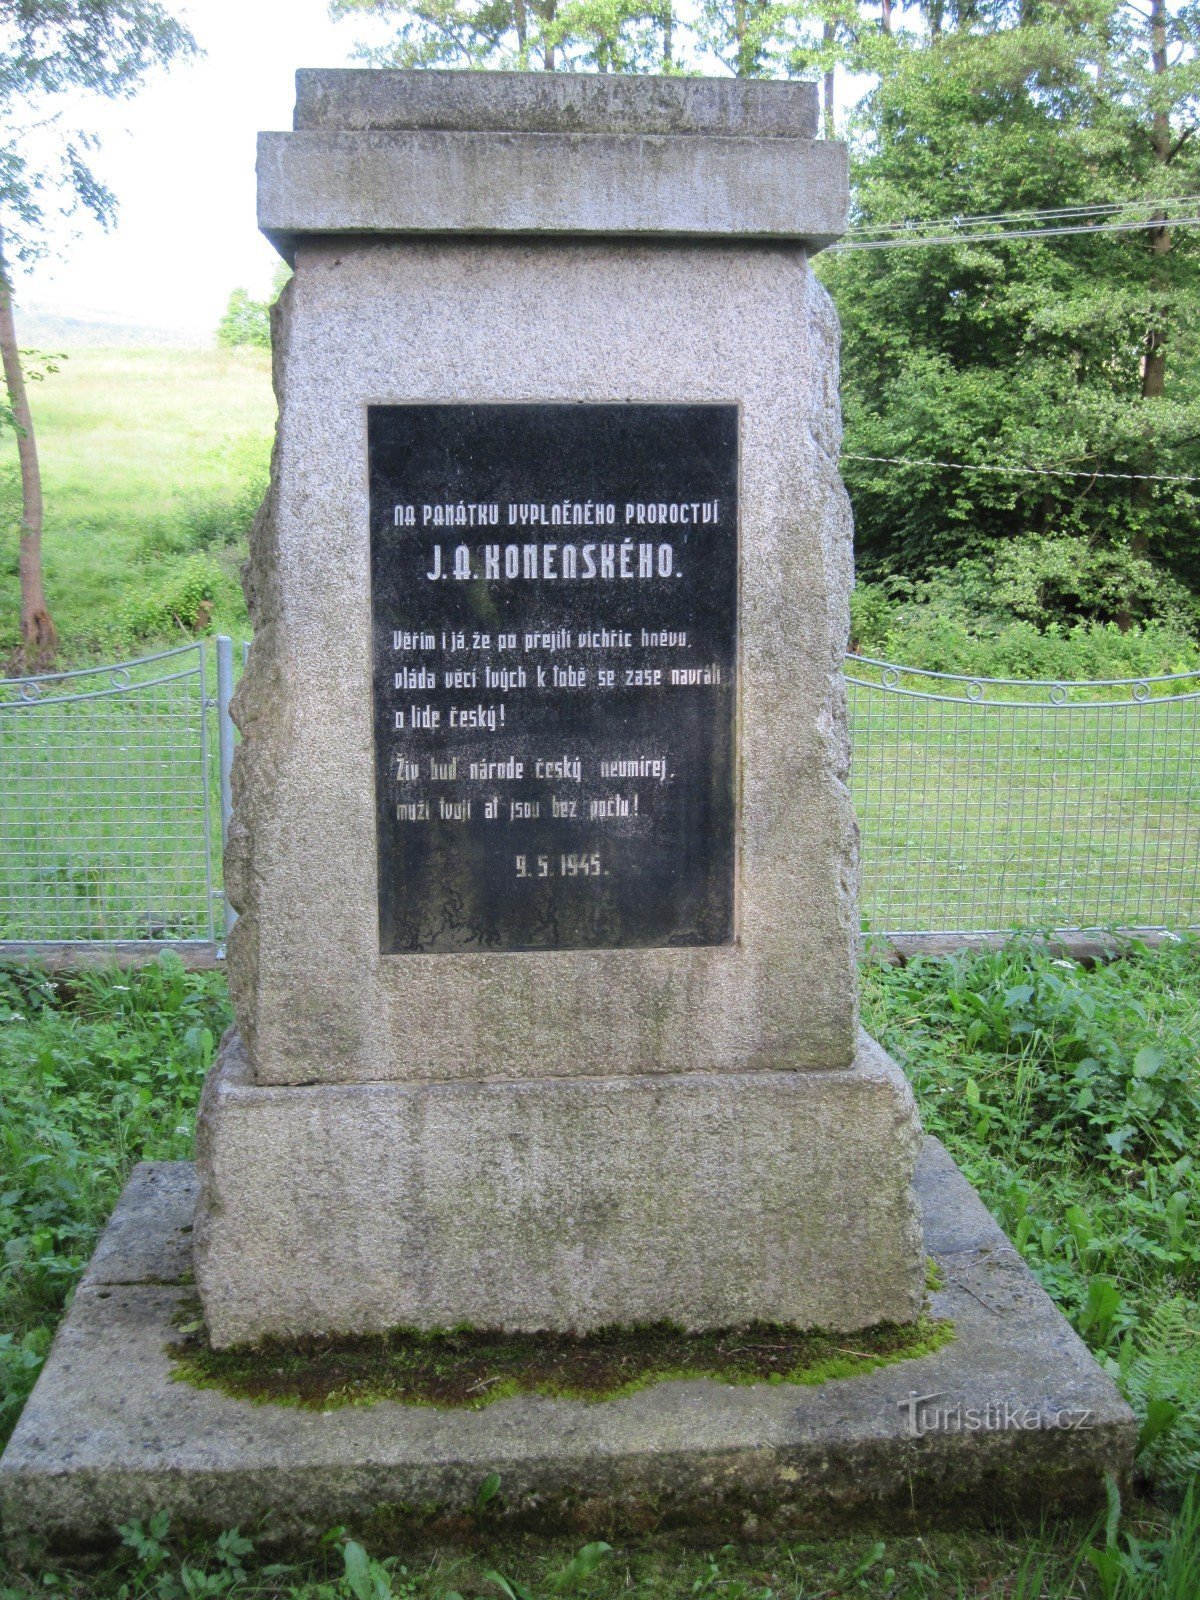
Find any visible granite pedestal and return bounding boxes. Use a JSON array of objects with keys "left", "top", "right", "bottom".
[
  {"left": 0, "top": 1140, "right": 1136, "bottom": 1557},
  {"left": 195, "top": 67, "right": 927, "bottom": 1347}
]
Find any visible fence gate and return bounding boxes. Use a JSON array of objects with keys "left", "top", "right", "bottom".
[
  {"left": 0, "top": 643, "right": 219, "bottom": 949},
  {"left": 847, "top": 657, "right": 1200, "bottom": 937}
]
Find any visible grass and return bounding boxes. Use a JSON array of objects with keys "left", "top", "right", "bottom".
[
  {"left": 0, "top": 650, "right": 222, "bottom": 942},
  {"left": 0, "top": 345, "right": 273, "bottom": 662},
  {"left": 5, "top": 1511, "right": 1154, "bottom": 1600},
  {"left": 848, "top": 669, "right": 1200, "bottom": 933},
  {"left": 1, "top": 940, "right": 1198, "bottom": 1596}
]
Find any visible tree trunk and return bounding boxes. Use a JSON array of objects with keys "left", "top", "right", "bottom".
[
  {"left": 0, "top": 231, "right": 56, "bottom": 669},
  {"left": 880, "top": 0, "right": 892, "bottom": 33},
  {"left": 823, "top": 21, "right": 835, "bottom": 139},
  {"left": 733, "top": 0, "right": 748, "bottom": 75},
  {"left": 542, "top": 0, "right": 556, "bottom": 69},
  {"left": 662, "top": 0, "right": 673, "bottom": 65},
  {"left": 1141, "top": 0, "right": 1170, "bottom": 402},
  {"left": 1142, "top": 223, "right": 1169, "bottom": 400}
]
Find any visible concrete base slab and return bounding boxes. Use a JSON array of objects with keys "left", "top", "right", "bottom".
[{"left": 1, "top": 1141, "right": 1135, "bottom": 1558}]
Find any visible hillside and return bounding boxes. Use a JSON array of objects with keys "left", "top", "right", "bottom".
[{"left": 1, "top": 346, "right": 273, "bottom": 666}]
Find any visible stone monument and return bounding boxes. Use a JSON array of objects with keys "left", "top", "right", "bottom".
[
  {"left": 193, "top": 66, "right": 925, "bottom": 1348},
  {"left": 1, "top": 71, "right": 1136, "bottom": 1553}
]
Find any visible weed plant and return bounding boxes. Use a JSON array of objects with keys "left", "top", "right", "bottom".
[
  {"left": 0, "top": 957, "right": 230, "bottom": 1440},
  {"left": 862, "top": 934, "right": 1200, "bottom": 1498}
]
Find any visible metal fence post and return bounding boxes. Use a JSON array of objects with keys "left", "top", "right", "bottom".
[{"left": 215, "top": 635, "right": 236, "bottom": 936}]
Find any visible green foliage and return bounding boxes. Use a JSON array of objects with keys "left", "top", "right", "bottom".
[
  {"left": 850, "top": 564, "right": 1200, "bottom": 677},
  {"left": 0, "top": 957, "right": 231, "bottom": 1441},
  {"left": 820, "top": 1, "right": 1200, "bottom": 603},
  {"left": 2, "top": 947, "right": 1199, "bottom": 1591},
  {"left": 114, "top": 1514, "right": 267, "bottom": 1600},
  {"left": 330, "top": 0, "right": 682, "bottom": 72},
  {"left": 979, "top": 538, "right": 1200, "bottom": 636},
  {"left": 0, "top": 460, "right": 19, "bottom": 581},
  {"left": 328, "top": 0, "right": 856, "bottom": 80},
  {"left": 0, "top": 3, "right": 198, "bottom": 266},
  {"left": 0, "top": 346, "right": 271, "bottom": 661},
  {"left": 1087, "top": 1476, "right": 1200, "bottom": 1599},
  {"left": 111, "top": 552, "right": 228, "bottom": 645},
  {"left": 9, "top": 1503, "right": 1198, "bottom": 1600},
  {"left": 215, "top": 289, "right": 270, "bottom": 351},
  {"left": 135, "top": 437, "right": 268, "bottom": 563},
  {"left": 485, "top": 1541, "right": 612, "bottom": 1600},
  {"left": 215, "top": 266, "right": 290, "bottom": 352},
  {"left": 329, "top": 0, "right": 1200, "bottom": 636},
  {"left": 1118, "top": 1300, "right": 1200, "bottom": 1492},
  {"left": 861, "top": 935, "right": 1200, "bottom": 1490}
]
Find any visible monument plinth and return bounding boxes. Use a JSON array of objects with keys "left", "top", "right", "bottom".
[{"left": 193, "top": 67, "right": 925, "bottom": 1349}]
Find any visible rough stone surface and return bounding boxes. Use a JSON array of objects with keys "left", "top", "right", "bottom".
[
  {"left": 1, "top": 1141, "right": 1137, "bottom": 1557},
  {"left": 294, "top": 68, "right": 819, "bottom": 138},
  {"left": 227, "top": 238, "right": 858, "bottom": 1085},
  {"left": 194, "top": 1031, "right": 923, "bottom": 1349},
  {"left": 257, "top": 129, "right": 847, "bottom": 252},
  {"left": 82, "top": 1164, "right": 197, "bottom": 1289}
]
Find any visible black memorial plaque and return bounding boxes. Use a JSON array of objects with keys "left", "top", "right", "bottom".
[{"left": 369, "top": 403, "right": 738, "bottom": 954}]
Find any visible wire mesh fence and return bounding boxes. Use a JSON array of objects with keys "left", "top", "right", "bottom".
[
  {"left": 1, "top": 643, "right": 1199, "bottom": 950},
  {"left": 0, "top": 644, "right": 219, "bottom": 945},
  {"left": 846, "top": 658, "right": 1200, "bottom": 935}
]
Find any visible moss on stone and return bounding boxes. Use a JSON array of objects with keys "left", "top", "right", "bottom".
[{"left": 169, "top": 1313, "right": 954, "bottom": 1411}]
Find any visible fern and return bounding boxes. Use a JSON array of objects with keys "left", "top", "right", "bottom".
[{"left": 1121, "top": 1297, "right": 1200, "bottom": 1492}]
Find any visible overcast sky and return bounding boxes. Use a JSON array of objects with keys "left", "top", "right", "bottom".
[{"left": 17, "top": 0, "right": 360, "bottom": 340}]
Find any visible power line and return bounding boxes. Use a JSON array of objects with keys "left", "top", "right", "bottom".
[
  {"left": 832, "top": 215, "right": 1200, "bottom": 249},
  {"left": 841, "top": 196, "right": 1200, "bottom": 238},
  {"left": 842, "top": 452, "right": 1200, "bottom": 485}
]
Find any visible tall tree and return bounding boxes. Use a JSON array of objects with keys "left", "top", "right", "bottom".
[
  {"left": 330, "top": 0, "right": 680, "bottom": 72},
  {"left": 332, "top": 0, "right": 866, "bottom": 86},
  {"left": 820, "top": 0, "right": 1200, "bottom": 606},
  {"left": 0, "top": 0, "right": 197, "bottom": 667}
]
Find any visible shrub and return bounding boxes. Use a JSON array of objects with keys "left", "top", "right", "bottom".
[
  {"left": 0, "top": 958, "right": 230, "bottom": 1441},
  {"left": 852, "top": 569, "right": 1200, "bottom": 679},
  {"left": 113, "top": 553, "right": 226, "bottom": 644},
  {"left": 861, "top": 935, "right": 1200, "bottom": 1491}
]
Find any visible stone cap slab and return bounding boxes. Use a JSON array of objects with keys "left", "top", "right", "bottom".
[
  {"left": 259, "top": 71, "right": 847, "bottom": 253},
  {"left": 294, "top": 69, "right": 818, "bottom": 139}
]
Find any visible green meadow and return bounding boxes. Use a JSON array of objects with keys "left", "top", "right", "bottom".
[{"left": 0, "top": 345, "right": 273, "bottom": 662}]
